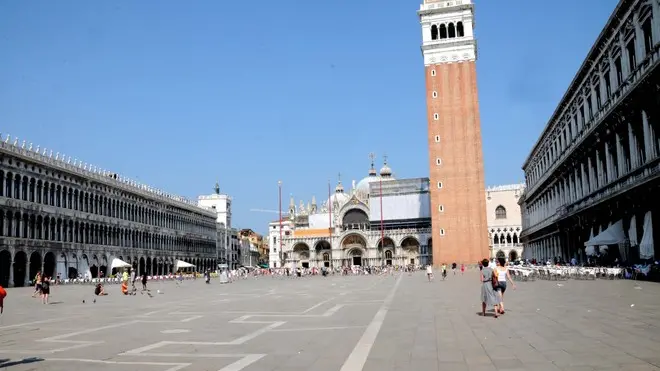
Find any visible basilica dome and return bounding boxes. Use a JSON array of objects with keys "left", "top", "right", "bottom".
[{"left": 355, "top": 158, "right": 395, "bottom": 201}]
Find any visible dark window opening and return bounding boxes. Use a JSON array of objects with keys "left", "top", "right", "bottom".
[
  {"left": 439, "top": 24, "right": 447, "bottom": 39},
  {"left": 604, "top": 69, "right": 612, "bottom": 97},
  {"left": 643, "top": 18, "right": 653, "bottom": 55},
  {"left": 614, "top": 57, "right": 623, "bottom": 85},
  {"left": 595, "top": 83, "right": 602, "bottom": 109},
  {"left": 627, "top": 40, "right": 637, "bottom": 69},
  {"left": 448, "top": 23, "right": 456, "bottom": 38},
  {"left": 431, "top": 25, "right": 438, "bottom": 40},
  {"left": 456, "top": 21, "right": 464, "bottom": 37},
  {"left": 587, "top": 97, "right": 593, "bottom": 121}
]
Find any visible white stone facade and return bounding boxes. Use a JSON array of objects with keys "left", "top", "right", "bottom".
[
  {"left": 269, "top": 160, "right": 432, "bottom": 269},
  {"left": 418, "top": 0, "right": 477, "bottom": 66},
  {"left": 198, "top": 186, "right": 232, "bottom": 228},
  {"left": 486, "top": 184, "right": 525, "bottom": 261},
  {"left": 0, "top": 136, "right": 218, "bottom": 287},
  {"left": 519, "top": 0, "right": 660, "bottom": 263}
]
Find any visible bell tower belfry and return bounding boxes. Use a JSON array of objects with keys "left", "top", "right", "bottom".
[{"left": 418, "top": 0, "right": 489, "bottom": 265}]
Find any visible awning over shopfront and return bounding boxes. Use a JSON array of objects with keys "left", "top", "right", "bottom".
[{"left": 584, "top": 220, "right": 626, "bottom": 247}]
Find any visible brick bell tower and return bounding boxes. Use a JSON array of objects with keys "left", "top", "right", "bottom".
[{"left": 418, "top": 0, "right": 489, "bottom": 266}]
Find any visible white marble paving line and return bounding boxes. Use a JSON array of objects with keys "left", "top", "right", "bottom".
[
  {"left": 44, "top": 358, "right": 191, "bottom": 371},
  {"left": 340, "top": 273, "right": 403, "bottom": 371}
]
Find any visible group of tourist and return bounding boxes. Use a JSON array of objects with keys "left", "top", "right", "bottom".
[
  {"left": 479, "top": 257, "right": 516, "bottom": 318},
  {"left": 31, "top": 271, "right": 51, "bottom": 304}
]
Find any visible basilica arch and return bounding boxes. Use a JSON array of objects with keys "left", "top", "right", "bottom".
[
  {"left": 314, "top": 240, "right": 332, "bottom": 268},
  {"left": 292, "top": 242, "right": 311, "bottom": 268},
  {"left": 341, "top": 233, "right": 367, "bottom": 266},
  {"left": 341, "top": 207, "right": 370, "bottom": 231},
  {"left": 401, "top": 236, "right": 420, "bottom": 266}
]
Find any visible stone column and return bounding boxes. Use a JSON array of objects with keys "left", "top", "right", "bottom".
[
  {"left": 596, "top": 148, "right": 603, "bottom": 188},
  {"left": 615, "top": 133, "right": 625, "bottom": 176},
  {"left": 633, "top": 11, "right": 645, "bottom": 64},
  {"left": 619, "top": 31, "right": 630, "bottom": 79}
]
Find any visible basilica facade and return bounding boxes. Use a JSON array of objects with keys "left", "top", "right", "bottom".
[
  {"left": 268, "top": 160, "right": 433, "bottom": 269},
  {"left": 0, "top": 136, "right": 218, "bottom": 287}
]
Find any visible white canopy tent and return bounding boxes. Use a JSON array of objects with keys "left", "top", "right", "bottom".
[
  {"left": 584, "top": 220, "right": 626, "bottom": 249},
  {"left": 585, "top": 229, "right": 596, "bottom": 256},
  {"left": 639, "top": 211, "right": 654, "bottom": 260},
  {"left": 175, "top": 260, "right": 195, "bottom": 270},
  {"left": 110, "top": 258, "right": 131, "bottom": 270}
]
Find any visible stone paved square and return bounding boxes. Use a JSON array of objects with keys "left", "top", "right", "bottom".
[{"left": 1, "top": 271, "right": 659, "bottom": 371}]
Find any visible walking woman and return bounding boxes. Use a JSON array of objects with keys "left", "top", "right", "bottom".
[
  {"left": 32, "top": 272, "right": 42, "bottom": 298},
  {"left": 480, "top": 258, "right": 500, "bottom": 318},
  {"left": 495, "top": 257, "right": 516, "bottom": 315}
]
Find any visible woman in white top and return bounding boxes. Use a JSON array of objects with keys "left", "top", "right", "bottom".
[
  {"left": 494, "top": 257, "right": 516, "bottom": 315},
  {"left": 426, "top": 265, "right": 433, "bottom": 282}
]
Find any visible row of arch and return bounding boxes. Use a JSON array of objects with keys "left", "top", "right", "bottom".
[
  {"left": 495, "top": 249, "right": 520, "bottom": 262},
  {"left": 0, "top": 209, "right": 215, "bottom": 254},
  {"left": 492, "top": 233, "right": 520, "bottom": 245},
  {"left": 0, "top": 249, "right": 217, "bottom": 287},
  {"left": 0, "top": 169, "right": 215, "bottom": 235},
  {"left": 430, "top": 21, "right": 465, "bottom": 40}
]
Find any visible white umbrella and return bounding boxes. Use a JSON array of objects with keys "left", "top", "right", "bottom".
[
  {"left": 175, "top": 260, "right": 195, "bottom": 270},
  {"left": 111, "top": 258, "right": 131, "bottom": 269}
]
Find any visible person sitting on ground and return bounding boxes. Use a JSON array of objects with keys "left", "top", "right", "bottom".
[{"left": 94, "top": 283, "right": 108, "bottom": 296}]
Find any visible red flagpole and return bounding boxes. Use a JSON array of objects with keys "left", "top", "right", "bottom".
[
  {"left": 380, "top": 176, "right": 384, "bottom": 262},
  {"left": 278, "top": 181, "right": 282, "bottom": 268}
]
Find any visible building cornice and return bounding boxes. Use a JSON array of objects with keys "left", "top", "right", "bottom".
[{"left": 521, "top": 0, "right": 640, "bottom": 169}]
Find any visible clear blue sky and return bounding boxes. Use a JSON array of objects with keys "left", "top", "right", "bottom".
[{"left": 0, "top": 0, "right": 619, "bottom": 234}]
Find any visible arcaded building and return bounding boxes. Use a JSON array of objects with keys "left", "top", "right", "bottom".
[
  {"left": 487, "top": 184, "right": 525, "bottom": 261},
  {"left": 519, "top": 0, "right": 659, "bottom": 263},
  {"left": 0, "top": 137, "right": 218, "bottom": 287},
  {"left": 418, "top": 0, "right": 489, "bottom": 265}
]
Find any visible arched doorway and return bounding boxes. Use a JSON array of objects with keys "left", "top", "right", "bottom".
[
  {"left": 314, "top": 240, "right": 331, "bottom": 268},
  {"left": 384, "top": 250, "right": 393, "bottom": 266},
  {"left": 401, "top": 237, "right": 420, "bottom": 266},
  {"left": 43, "top": 252, "right": 56, "bottom": 278},
  {"left": 347, "top": 248, "right": 363, "bottom": 266},
  {"left": 509, "top": 250, "right": 519, "bottom": 262},
  {"left": 90, "top": 255, "right": 99, "bottom": 278},
  {"left": 79, "top": 254, "right": 90, "bottom": 279},
  {"left": 146, "top": 257, "right": 152, "bottom": 276},
  {"left": 0, "top": 250, "right": 11, "bottom": 287},
  {"left": 496, "top": 250, "right": 505, "bottom": 259},
  {"left": 29, "top": 251, "right": 42, "bottom": 283},
  {"left": 13, "top": 251, "right": 27, "bottom": 287},
  {"left": 56, "top": 253, "right": 67, "bottom": 280},
  {"left": 342, "top": 234, "right": 367, "bottom": 266},
  {"left": 139, "top": 257, "right": 146, "bottom": 276},
  {"left": 68, "top": 254, "right": 79, "bottom": 279},
  {"left": 99, "top": 255, "right": 108, "bottom": 278},
  {"left": 292, "top": 243, "right": 310, "bottom": 268}
]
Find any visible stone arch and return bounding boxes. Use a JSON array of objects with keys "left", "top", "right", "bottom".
[
  {"left": 0, "top": 249, "right": 10, "bottom": 287},
  {"left": 314, "top": 240, "right": 331, "bottom": 254},
  {"left": 43, "top": 251, "right": 56, "bottom": 278},
  {"left": 493, "top": 234, "right": 500, "bottom": 244},
  {"left": 80, "top": 254, "right": 90, "bottom": 278},
  {"left": 401, "top": 236, "right": 420, "bottom": 265},
  {"left": 377, "top": 237, "right": 395, "bottom": 249},
  {"left": 341, "top": 208, "right": 369, "bottom": 230},
  {"left": 341, "top": 233, "right": 367, "bottom": 249},
  {"left": 29, "top": 251, "right": 42, "bottom": 282},
  {"left": 496, "top": 250, "right": 506, "bottom": 259},
  {"left": 512, "top": 233, "right": 519, "bottom": 244},
  {"left": 292, "top": 243, "right": 310, "bottom": 267},
  {"left": 509, "top": 250, "right": 519, "bottom": 262},
  {"left": 68, "top": 253, "right": 79, "bottom": 279},
  {"left": 13, "top": 250, "right": 27, "bottom": 286},
  {"left": 56, "top": 252, "right": 67, "bottom": 279}
]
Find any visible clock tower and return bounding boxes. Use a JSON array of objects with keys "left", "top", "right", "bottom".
[{"left": 418, "top": 0, "right": 489, "bottom": 265}]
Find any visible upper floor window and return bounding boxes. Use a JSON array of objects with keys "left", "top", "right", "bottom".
[{"left": 495, "top": 205, "right": 507, "bottom": 219}]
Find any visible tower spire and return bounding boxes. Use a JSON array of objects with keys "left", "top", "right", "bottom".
[{"left": 369, "top": 152, "right": 377, "bottom": 176}]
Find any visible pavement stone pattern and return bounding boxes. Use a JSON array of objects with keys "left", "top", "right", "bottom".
[{"left": 0, "top": 271, "right": 659, "bottom": 371}]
